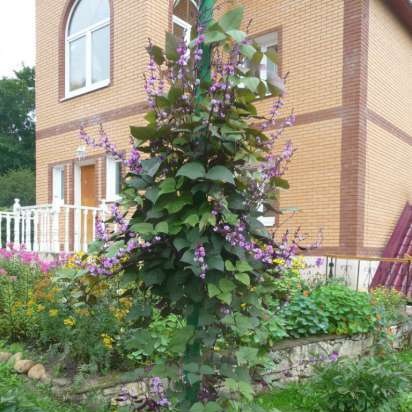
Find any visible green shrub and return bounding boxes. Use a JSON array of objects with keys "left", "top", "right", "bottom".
[
  {"left": 370, "top": 286, "right": 407, "bottom": 323},
  {"left": 311, "top": 283, "right": 376, "bottom": 335},
  {"left": 299, "top": 355, "right": 412, "bottom": 412},
  {"left": 0, "top": 253, "right": 44, "bottom": 340},
  {"left": 279, "top": 294, "right": 329, "bottom": 338}
]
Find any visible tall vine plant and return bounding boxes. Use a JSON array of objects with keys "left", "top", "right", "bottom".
[{"left": 69, "top": 5, "right": 300, "bottom": 412}]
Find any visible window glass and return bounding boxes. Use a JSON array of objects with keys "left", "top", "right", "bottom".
[
  {"left": 92, "top": 25, "right": 110, "bottom": 83},
  {"left": 69, "top": 36, "right": 86, "bottom": 91},
  {"left": 106, "top": 157, "right": 122, "bottom": 201},
  {"left": 173, "top": 0, "right": 198, "bottom": 27},
  {"left": 114, "top": 161, "right": 122, "bottom": 197},
  {"left": 69, "top": 0, "right": 110, "bottom": 36}
]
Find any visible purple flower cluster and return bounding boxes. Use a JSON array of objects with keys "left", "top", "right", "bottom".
[
  {"left": 95, "top": 215, "right": 109, "bottom": 242},
  {"left": 127, "top": 146, "right": 143, "bottom": 174},
  {"left": 79, "top": 127, "right": 142, "bottom": 176},
  {"left": 150, "top": 377, "right": 170, "bottom": 408},
  {"left": 111, "top": 203, "right": 128, "bottom": 234},
  {"left": 114, "top": 377, "right": 170, "bottom": 411},
  {"left": 214, "top": 222, "right": 276, "bottom": 265},
  {"left": 86, "top": 235, "right": 162, "bottom": 277},
  {"left": 194, "top": 243, "right": 208, "bottom": 280}
]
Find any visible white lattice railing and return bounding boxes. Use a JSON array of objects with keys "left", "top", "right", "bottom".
[{"left": 0, "top": 199, "right": 107, "bottom": 254}]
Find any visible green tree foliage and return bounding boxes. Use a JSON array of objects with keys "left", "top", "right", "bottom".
[
  {"left": 0, "top": 169, "right": 35, "bottom": 208},
  {"left": 0, "top": 66, "right": 35, "bottom": 175}
]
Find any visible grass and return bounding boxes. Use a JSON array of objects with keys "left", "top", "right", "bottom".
[{"left": 0, "top": 363, "right": 90, "bottom": 412}]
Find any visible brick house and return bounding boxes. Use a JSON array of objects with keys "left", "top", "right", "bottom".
[{"left": 34, "top": 0, "right": 411, "bottom": 257}]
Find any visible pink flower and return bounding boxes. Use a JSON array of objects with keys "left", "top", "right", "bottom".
[{"left": 0, "top": 268, "right": 7, "bottom": 276}]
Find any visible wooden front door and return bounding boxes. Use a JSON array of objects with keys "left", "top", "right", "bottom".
[{"left": 80, "top": 165, "right": 97, "bottom": 244}]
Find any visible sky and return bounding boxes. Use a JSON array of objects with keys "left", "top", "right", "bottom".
[{"left": 0, "top": 0, "right": 35, "bottom": 78}]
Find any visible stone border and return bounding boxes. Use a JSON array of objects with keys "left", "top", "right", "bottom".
[{"left": 1, "top": 319, "right": 410, "bottom": 408}]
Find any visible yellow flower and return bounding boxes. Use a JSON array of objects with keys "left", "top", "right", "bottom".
[
  {"left": 64, "top": 317, "right": 76, "bottom": 327},
  {"left": 37, "top": 304, "right": 45, "bottom": 312},
  {"left": 75, "top": 307, "right": 90, "bottom": 317},
  {"left": 273, "top": 258, "right": 285, "bottom": 266},
  {"left": 240, "top": 303, "right": 247, "bottom": 309},
  {"left": 49, "top": 309, "right": 59, "bottom": 317},
  {"left": 101, "top": 333, "right": 114, "bottom": 349}
]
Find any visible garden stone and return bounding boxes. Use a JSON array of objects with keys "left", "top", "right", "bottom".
[
  {"left": 0, "top": 352, "right": 12, "bottom": 363},
  {"left": 7, "top": 352, "right": 22, "bottom": 367},
  {"left": 27, "top": 363, "right": 48, "bottom": 381},
  {"left": 14, "top": 359, "right": 35, "bottom": 374},
  {"left": 52, "top": 377, "right": 72, "bottom": 387}
]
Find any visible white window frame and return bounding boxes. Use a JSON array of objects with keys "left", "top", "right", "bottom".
[
  {"left": 172, "top": 15, "right": 192, "bottom": 44},
  {"left": 52, "top": 166, "right": 65, "bottom": 205},
  {"left": 255, "top": 32, "right": 278, "bottom": 82},
  {"left": 106, "top": 157, "right": 122, "bottom": 202},
  {"left": 65, "top": 0, "right": 110, "bottom": 99}
]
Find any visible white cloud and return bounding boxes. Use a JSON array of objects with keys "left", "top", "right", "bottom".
[{"left": 0, "top": 0, "right": 35, "bottom": 78}]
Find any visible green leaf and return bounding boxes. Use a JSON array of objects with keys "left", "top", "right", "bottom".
[
  {"left": 235, "top": 272, "right": 250, "bottom": 287},
  {"left": 165, "top": 31, "right": 178, "bottom": 60},
  {"left": 274, "top": 177, "right": 290, "bottom": 189},
  {"left": 219, "top": 292, "right": 232, "bottom": 305},
  {"left": 219, "top": 7, "right": 244, "bottom": 32},
  {"left": 145, "top": 186, "right": 160, "bottom": 203},
  {"left": 239, "top": 44, "right": 257, "bottom": 60},
  {"left": 130, "top": 125, "right": 157, "bottom": 141},
  {"left": 159, "top": 177, "right": 176, "bottom": 195},
  {"left": 176, "top": 162, "right": 206, "bottom": 180},
  {"left": 131, "top": 223, "right": 154, "bottom": 234},
  {"left": 168, "top": 86, "right": 184, "bottom": 104},
  {"left": 241, "top": 77, "right": 260, "bottom": 93},
  {"left": 206, "top": 166, "right": 235, "bottom": 185},
  {"left": 236, "top": 347, "right": 259, "bottom": 366},
  {"left": 148, "top": 45, "right": 164, "bottom": 65},
  {"left": 236, "top": 261, "right": 252, "bottom": 272},
  {"left": 226, "top": 29, "right": 246, "bottom": 43},
  {"left": 141, "top": 157, "right": 162, "bottom": 177},
  {"left": 219, "top": 278, "right": 236, "bottom": 293},
  {"left": 207, "top": 284, "right": 221, "bottom": 298},
  {"left": 173, "top": 237, "right": 189, "bottom": 251},
  {"left": 155, "top": 221, "right": 168, "bottom": 234},
  {"left": 204, "top": 30, "right": 227, "bottom": 44},
  {"left": 165, "top": 194, "right": 192, "bottom": 214},
  {"left": 140, "top": 268, "right": 165, "bottom": 286},
  {"left": 225, "top": 260, "right": 236, "bottom": 271},
  {"left": 207, "top": 254, "right": 224, "bottom": 272},
  {"left": 266, "top": 48, "right": 279, "bottom": 64},
  {"left": 184, "top": 214, "right": 199, "bottom": 227}
]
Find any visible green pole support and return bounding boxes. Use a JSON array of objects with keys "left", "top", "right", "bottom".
[{"left": 183, "top": 0, "right": 215, "bottom": 406}]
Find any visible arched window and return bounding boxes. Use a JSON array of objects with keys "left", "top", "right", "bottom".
[
  {"left": 173, "top": 0, "right": 198, "bottom": 43},
  {"left": 66, "top": 0, "right": 110, "bottom": 97}
]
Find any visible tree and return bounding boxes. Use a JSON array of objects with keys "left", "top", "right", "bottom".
[
  {"left": 63, "top": 6, "right": 300, "bottom": 411},
  {"left": 0, "top": 168, "right": 35, "bottom": 208},
  {"left": 0, "top": 66, "right": 35, "bottom": 174}
]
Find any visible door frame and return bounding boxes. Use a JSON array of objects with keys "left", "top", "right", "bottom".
[{"left": 74, "top": 159, "right": 97, "bottom": 207}]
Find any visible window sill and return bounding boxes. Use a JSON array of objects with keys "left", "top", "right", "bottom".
[
  {"left": 60, "top": 80, "right": 111, "bottom": 102},
  {"left": 258, "top": 216, "right": 276, "bottom": 227}
]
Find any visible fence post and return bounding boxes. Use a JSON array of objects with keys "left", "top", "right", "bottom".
[
  {"left": 12, "top": 199, "right": 21, "bottom": 248},
  {"left": 51, "top": 202, "right": 61, "bottom": 253}
]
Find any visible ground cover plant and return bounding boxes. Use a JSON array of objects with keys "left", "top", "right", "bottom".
[
  {"left": 257, "top": 349, "right": 412, "bottom": 412},
  {"left": 0, "top": 362, "right": 90, "bottom": 412}
]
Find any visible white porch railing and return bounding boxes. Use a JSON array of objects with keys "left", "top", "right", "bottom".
[{"left": 0, "top": 199, "right": 108, "bottom": 254}]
